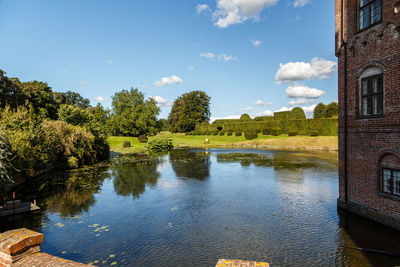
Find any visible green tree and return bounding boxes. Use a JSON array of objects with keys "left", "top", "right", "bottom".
[
  {"left": 313, "top": 103, "right": 326, "bottom": 119},
  {"left": 0, "top": 130, "right": 16, "bottom": 187},
  {"left": 168, "top": 91, "right": 211, "bottom": 133},
  {"left": 58, "top": 104, "right": 92, "bottom": 127},
  {"left": 109, "top": 88, "right": 160, "bottom": 136},
  {"left": 0, "top": 70, "right": 25, "bottom": 109},
  {"left": 54, "top": 91, "right": 90, "bottom": 109},
  {"left": 290, "top": 107, "right": 306, "bottom": 119},
  {"left": 324, "top": 102, "right": 338, "bottom": 118},
  {"left": 20, "top": 81, "right": 58, "bottom": 119}
]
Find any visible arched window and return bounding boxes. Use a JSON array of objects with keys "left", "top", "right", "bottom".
[
  {"left": 359, "top": 67, "right": 384, "bottom": 117},
  {"left": 381, "top": 154, "right": 400, "bottom": 196}
]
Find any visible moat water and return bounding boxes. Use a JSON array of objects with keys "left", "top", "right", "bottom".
[{"left": 2, "top": 149, "right": 400, "bottom": 267}]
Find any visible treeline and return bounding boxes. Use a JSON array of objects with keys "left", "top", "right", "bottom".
[{"left": 0, "top": 70, "right": 111, "bottom": 192}]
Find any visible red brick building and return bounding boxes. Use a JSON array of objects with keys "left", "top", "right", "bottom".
[{"left": 336, "top": 0, "right": 400, "bottom": 229}]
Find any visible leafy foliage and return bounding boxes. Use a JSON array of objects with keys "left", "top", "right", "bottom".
[
  {"left": 0, "top": 130, "right": 16, "bottom": 187},
  {"left": 109, "top": 88, "right": 160, "bottom": 136},
  {"left": 146, "top": 139, "right": 173, "bottom": 151},
  {"left": 168, "top": 91, "right": 211, "bottom": 133},
  {"left": 290, "top": 107, "right": 306, "bottom": 119},
  {"left": 240, "top": 114, "right": 251, "bottom": 120},
  {"left": 244, "top": 130, "right": 258, "bottom": 140},
  {"left": 324, "top": 102, "right": 338, "bottom": 118},
  {"left": 313, "top": 103, "right": 326, "bottom": 119}
]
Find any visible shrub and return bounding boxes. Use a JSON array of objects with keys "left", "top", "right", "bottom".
[
  {"left": 146, "top": 139, "right": 173, "bottom": 151},
  {"left": 122, "top": 141, "right": 131, "bottom": 148},
  {"left": 138, "top": 135, "right": 148, "bottom": 143},
  {"left": 271, "top": 127, "right": 282, "bottom": 136},
  {"left": 235, "top": 131, "right": 242, "bottom": 136},
  {"left": 218, "top": 130, "right": 225, "bottom": 136},
  {"left": 227, "top": 130, "right": 233, "bottom": 136},
  {"left": 67, "top": 156, "right": 79, "bottom": 169},
  {"left": 244, "top": 130, "right": 258, "bottom": 140},
  {"left": 240, "top": 113, "right": 251, "bottom": 120},
  {"left": 213, "top": 130, "right": 220, "bottom": 136},
  {"left": 288, "top": 130, "right": 297, "bottom": 136},
  {"left": 290, "top": 107, "right": 306, "bottom": 120},
  {"left": 310, "top": 130, "right": 320, "bottom": 136},
  {"left": 262, "top": 128, "right": 270, "bottom": 135}
]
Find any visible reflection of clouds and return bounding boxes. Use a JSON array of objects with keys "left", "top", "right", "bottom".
[
  {"left": 156, "top": 160, "right": 169, "bottom": 172},
  {"left": 158, "top": 180, "right": 179, "bottom": 188}
]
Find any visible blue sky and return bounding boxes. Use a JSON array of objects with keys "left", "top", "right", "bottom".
[{"left": 0, "top": 0, "right": 337, "bottom": 120}]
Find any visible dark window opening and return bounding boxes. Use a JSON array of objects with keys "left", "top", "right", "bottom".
[
  {"left": 359, "top": 0, "right": 382, "bottom": 30},
  {"left": 361, "top": 74, "right": 383, "bottom": 116},
  {"left": 382, "top": 168, "right": 400, "bottom": 196}
]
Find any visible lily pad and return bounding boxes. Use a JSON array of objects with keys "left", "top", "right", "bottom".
[
  {"left": 55, "top": 223, "right": 65, "bottom": 228},
  {"left": 111, "top": 262, "right": 117, "bottom": 266},
  {"left": 109, "top": 254, "right": 115, "bottom": 258}
]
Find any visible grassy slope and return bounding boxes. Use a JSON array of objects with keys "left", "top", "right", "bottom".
[{"left": 108, "top": 133, "right": 338, "bottom": 154}]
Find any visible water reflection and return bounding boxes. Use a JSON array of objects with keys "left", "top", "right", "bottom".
[
  {"left": 2, "top": 149, "right": 400, "bottom": 266},
  {"left": 110, "top": 154, "right": 163, "bottom": 199},
  {"left": 170, "top": 150, "right": 210, "bottom": 180}
]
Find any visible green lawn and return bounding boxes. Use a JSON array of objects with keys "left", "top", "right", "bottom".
[{"left": 108, "top": 133, "right": 338, "bottom": 154}]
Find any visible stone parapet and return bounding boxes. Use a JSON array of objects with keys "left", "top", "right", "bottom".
[{"left": 0, "top": 228, "right": 91, "bottom": 267}]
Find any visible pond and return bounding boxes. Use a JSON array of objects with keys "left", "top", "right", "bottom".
[{"left": 2, "top": 149, "right": 400, "bottom": 266}]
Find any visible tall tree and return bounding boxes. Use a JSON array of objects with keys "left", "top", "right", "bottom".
[
  {"left": 109, "top": 88, "right": 160, "bottom": 136},
  {"left": 313, "top": 103, "right": 326, "bottom": 119},
  {"left": 0, "top": 70, "right": 25, "bottom": 109},
  {"left": 20, "top": 81, "right": 57, "bottom": 119},
  {"left": 168, "top": 91, "right": 211, "bottom": 133},
  {"left": 324, "top": 102, "right": 338, "bottom": 118},
  {"left": 54, "top": 91, "right": 90, "bottom": 109}
]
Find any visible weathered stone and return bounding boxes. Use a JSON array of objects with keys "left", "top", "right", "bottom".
[{"left": 215, "top": 259, "right": 269, "bottom": 267}]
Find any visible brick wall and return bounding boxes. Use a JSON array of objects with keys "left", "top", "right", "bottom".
[{"left": 336, "top": 0, "right": 400, "bottom": 229}]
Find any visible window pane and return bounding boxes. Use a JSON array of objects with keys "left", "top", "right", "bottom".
[
  {"left": 371, "top": 0, "right": 382, "bottom": 24},
  {"left": 367, "top": 96, "right": 373, "bottom": 115},
  {"left": 373, "top": 77, "right": 378, "bottom": 93},
  {"left": 362, "top": 80, "right": 368, "bottom": 96},
  {"left": 376, "top": 94, "right": 383, "bottom": 115},
  {"left": 360, "top": 0, "right": 370, "bottom": 7},
  {"left": 394, "top": 171, "right": 400, "bottom": 196},
  {"left": 367, "top": 78, "right": 373, "bottom": 94},
  {"left": 360, "top": 7, "right": 370, "bottom": 29},
  {"left": 383, "top": 169, "right": 392, "bottom": 193},
  {"left": 373, "top": 95, "right": 378, "bottom": 115},
  {"left": 363, "top": 97, "right": 368, "bottom": 115},
  {"left": 377, "top": 76, "right": 383, "bottom": 93}
]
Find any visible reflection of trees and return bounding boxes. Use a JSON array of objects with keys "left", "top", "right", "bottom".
[
  {"left": 216, "top": 152, "right": 337, "bottom": 171},
  {"left": 169, "top": 150, "right": 210, "bottom": 180},
  {"left": 43, "top": 169, "right": 108, "bottom": 217},
  {"left": 111, "top": 154, "right": 162, "bottom": 199}
]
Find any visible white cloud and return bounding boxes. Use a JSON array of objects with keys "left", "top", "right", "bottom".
[
  {"left": 68, "top": 62, "right": 77, "bottom": 67},
  {"left": 80, "top": 80, "right": 88, "bottom": 88},
  {"left": 150, "top": 96, "right": 172, "bottom": 107},
  {"left": 275, "top": 57, "right": 337, "bottom": 84},
  {"left": 105, "top": 59, "right": 113, "bottom": 64},
  {"left": 213, "top": 0, "right": 279, "bottom": 28},
  {"left": 210, "top": 115, "right": 240, "bottom": 123},
  {"left": 218, "top": 54, "right": 238, "bottom": 62},
  {"left": 302, "top": 104, "right": 317, "bottom": 113},
  {"left": 199, "top": 52, "right": 216, "bottom": 59},
  {"left": 275, "top": 106, "right": 291, "bottom": 112},
  {"left": 293, "top": 0, "right": 310, "bottom": 7},
  {"left": 254, "top": 100, "right": 272, "bottom": 106},
  {"left": 285, "top": 85, "right": 325, "bottom": 98},
  {"left": 95, "top": 96, "right": 106, "bottom": 102},
  {"left": 154, "top": 75, "right": 183, "bottom": 87},
  {"left": 200, "top": 52, "right": 238, "bottom": 62},
  {"left": 251, "top": 39, "right": 262, "bottom": 47},
  {"left": 240, "top": 107, "right": 253, "bottom": 111},
  {"left": 188, "top": 66, "right": 195, "bottom": 71},
  {"left": 197, "top": 4, "right": 211, "bottom": 14},
  {"left": 288, "top": 98, "right": 314, "bottom": 106},
  {"left": 260, "top": 110, "right": 273, "bottom": 116}
]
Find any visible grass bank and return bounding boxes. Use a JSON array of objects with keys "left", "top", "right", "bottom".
[{"left": 108, "top": 133, "right": 338, "bottom": 154}]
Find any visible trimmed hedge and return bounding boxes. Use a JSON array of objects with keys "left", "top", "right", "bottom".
[{"left": 244, "top": 130, "right": 258, "bottom": 140}]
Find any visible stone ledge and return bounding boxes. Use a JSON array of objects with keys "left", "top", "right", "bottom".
[
  {"left": 216, "top": 259, "right": 270, "bottom": 267},
  {"left": 0, "top": 228, "right": 43, "bottom": 256}
]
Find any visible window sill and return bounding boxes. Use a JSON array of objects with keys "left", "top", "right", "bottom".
[
  {"left": 377, "top": 192, "right": 400, "bottom": 201},
  {"left": 357, "top": 21, "right": 382, "bottom": 34},
  {"left": 356, "top": 115, "right": 385, "bottom": 120}
]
